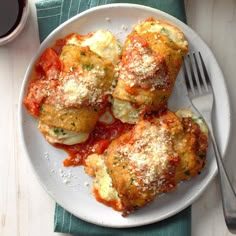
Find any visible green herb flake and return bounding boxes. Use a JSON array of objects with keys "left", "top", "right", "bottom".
[
  {"left": 80, "top": 51, "right": 86, "bottom": 56},
  {"left": 193, "top": 117, "right": 200, "bottom": 122},
  {"left": 60, "top": 128, "right": 66, "bottom": 135},
  {"left": 199, "top": 153, "right": 205, "bottom": 159},
  {"left": 83, "top": 64, "right": 94, "bottom": 71},
  {"left": 117, "top": 43, "right": 122, "bottom": 51},
  {"left": 161, "top": 27, "right": 167, "bottom": 34},
  {"left": 161, "top": 95, "right": 166, "bottom": 101},
  {"left": 150, "top": 22, "right": 155, "bottom": 26},
  {"left": 185, "top": 170, "right": 190, "bottom": 176},
  {"left": 53, "top": 128, "right": 59, "bottom": 134},
  {"left": 71, "top": 122, "right": 76, "bottom": 127},
  {"left": 130, "top": 177, "right": 135, "bottom": 185},
  {"left": 39, "top": 105, "right": 43, "bottom": 112}
]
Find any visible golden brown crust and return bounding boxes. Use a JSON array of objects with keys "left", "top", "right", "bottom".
[
  {"left": 104, "top": 111, "right": 181, "bottom": 215},
  {"left": 103, "top": 110, "right": 208, "bottom": 215},
  {"left": 174, "top": 117, "right": 208, "bottom": 182},
  {"left": 112, "top": 18, "right": 188, "bottom": 116},
  {"left": 39, "top": 104, "right": 99, "bottom": 133},
  {"left": 112, "top": 79, "right": 170, "bottom": 110},
  {"left": 112, "top": 34, "right": 171, "bottom": 112},
  {"left": 59, "top": 45, "right": 115, "bottom": 98},
  {"left": 38, "top": 45, "right": 115, "bottom": 135},
  {"left": 60, "top": 44, "right": 114, "bottom": 76}
]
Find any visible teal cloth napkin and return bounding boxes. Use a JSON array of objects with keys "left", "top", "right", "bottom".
[{"left": 35, "top": 0, "right": 191, "bottom": 235}]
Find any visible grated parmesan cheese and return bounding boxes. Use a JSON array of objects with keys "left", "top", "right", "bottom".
[
  {"left": 117, "top": 120, "right": 177, "bottom": 192},
  {"left": 118, "top": 38, "right": 169, "bottom": 90},
  {"left": 54, "top": 65, "right": 107, "bottom": 108}
]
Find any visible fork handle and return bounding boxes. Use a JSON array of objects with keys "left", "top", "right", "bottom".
[{"left": 209, "top": 128, "right": 236, "bottom": 233}]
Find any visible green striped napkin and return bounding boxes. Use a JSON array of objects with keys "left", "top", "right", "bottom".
[{"left": 35, "top": 0, "right": 191, "bottom": 235}]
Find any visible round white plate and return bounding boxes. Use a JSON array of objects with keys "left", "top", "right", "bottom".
[{"left": 19, "top": 3, "right": 231, "bottom": 228}]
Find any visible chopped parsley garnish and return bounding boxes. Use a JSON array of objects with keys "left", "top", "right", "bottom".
[
  {"left": 53, "top": 128, "right": 59, "bottom": 134},
  {"left": 161, "top": 27, "right": 167, "bottom": 34},
  {"left": 83, "top": 64, "right": 94, "bottom": 71},
  {"left": 80, "top": 51, "right": 86, "bottom": 56},
  {"left": 161, "top": 95, "right": 166, "bottom": 101},
  {"left": 193, "top": 117, "right": 203, "bottom": 123},
  {"left": 71, "top": 122, "right": 75, "bottom": 127},
  {"left": 39, "top": 105, "right": 43, "bottom": 112},
  {"left": 117, "top": 43, "right": 122, "bottom": 51},
  {"left": 199, "top": 153, "right": 205, "bottom": 159},
  {"left": 130, "top": 177, "right": 135, "bottom": 185},
  {"left": 53, "top": 128, "right": 66, "bottom": 135},
  {"left": 185, "top": 170, "right": 190, "bottom": 176}
]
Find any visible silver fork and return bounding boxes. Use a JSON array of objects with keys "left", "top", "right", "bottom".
[{"left": 183, "top": 52, "right": 236, "bottom": 234}]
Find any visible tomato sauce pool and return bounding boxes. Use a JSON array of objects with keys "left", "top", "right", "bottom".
[{"left": 55, "top": 118, "right": 133, "bottom": 166}]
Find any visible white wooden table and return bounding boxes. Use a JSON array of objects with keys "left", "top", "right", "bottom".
[{"left": 0, "top": 0, "right": 235, "bottom": 235}]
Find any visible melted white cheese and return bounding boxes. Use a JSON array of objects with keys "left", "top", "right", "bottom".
[
  {"left": 135, "top": 21, "right": 188, "bottom": 49},
  {"left": 39, "top": 122, "right": 89, "bottom": 145},
  {"left": 112, "top": 98, "right": 142, "bottom": 124},
  {"left": 86, "top": 154, "right": 120, "bottom": 202},
  {"left": 175, "top": 109, "right": 208, "bottom": 135},
  {"left": 66, "top": 30, "right": 121, "bottom": 65},
  {"left": 98, "top": 108, "right": 115, "bottom": 124}
]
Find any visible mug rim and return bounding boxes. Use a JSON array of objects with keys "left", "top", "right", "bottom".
[{"left": 0, "top": 0, "right": 29, "bottom": 46}]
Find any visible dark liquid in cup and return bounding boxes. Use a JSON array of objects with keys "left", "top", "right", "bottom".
[{"left": 0, "top": 0, "right": 25, "bottom": 38}]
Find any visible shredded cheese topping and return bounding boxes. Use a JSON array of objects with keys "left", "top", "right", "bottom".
[
  {"left": 118, "top": 37, "right": 169, "bottom": 90},
  {"left": 117, "top": 120, "right": 177, "bottom": 192},
  {"left": 50, "top": 65, "right": 111, "bottom": 108}
]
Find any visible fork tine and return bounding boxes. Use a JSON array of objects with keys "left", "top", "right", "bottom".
[
  {"left": 187, "top": 54, "right": 199, "bottom": 94},
  {"left": 183, "top": 57, "right": 192, "bottom": 93},
  {"left": 192, "top": 52, "right": 208, "bottom": 92},
  {"left": 198, "top": 52, "right": 212, "bottom": 91}
]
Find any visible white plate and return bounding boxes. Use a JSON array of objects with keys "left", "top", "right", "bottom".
[{"left": 19, "top": 3, "right": 231, "bottom": 228}]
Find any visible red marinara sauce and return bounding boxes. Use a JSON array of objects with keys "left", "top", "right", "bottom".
[
  {"left": 93, "top": 188, "right": 121, "bottom": 212},
  {"left": 23, "top": 47, "right": 62, "bottom": 116},
  {"left": 55, "top": 118, "right": 133, "bottom": 166}
]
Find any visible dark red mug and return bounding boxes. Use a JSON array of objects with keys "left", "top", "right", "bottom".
[{"left": 0, "top": 0, "right": 29, "bottom": 45}]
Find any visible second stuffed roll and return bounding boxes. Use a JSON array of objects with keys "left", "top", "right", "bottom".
[{"left": 112, "top": 18, "right": 188, "bottom": 124}]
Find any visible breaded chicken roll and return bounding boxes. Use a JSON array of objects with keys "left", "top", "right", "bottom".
[
  {"left": 38, "top": 45, "right": 115, "bottom": 145},
  {"left": 86, "top": 110, "right": 208, "bottom": 215},
  {"left": 112, "top": 18, "right": 188, "bottom": 124},
  {"left": 24, "top": 36, "right": 116, "bottom": 145}
]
